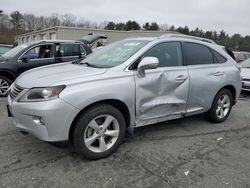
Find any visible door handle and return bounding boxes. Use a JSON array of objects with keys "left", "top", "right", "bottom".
[
  {"left": 175, "top": 75, "right": 188, "bottom": 82},
  {"left": 213, "top": 71, "right": 224, "bottom": 76}
]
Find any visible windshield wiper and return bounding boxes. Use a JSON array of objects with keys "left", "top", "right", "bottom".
[
  {"left": 72, "top": 58, "right": 85, "bottom": 64},
  {"left": 73, "top": 60, "right": 111, "bottom": 68},
  {"left": 79, "top": 62, "right": 101, "bottom": 68}
]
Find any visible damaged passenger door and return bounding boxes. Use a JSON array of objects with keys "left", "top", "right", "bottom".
[{"left": 135, "top": 42, "right": 189, "bottom": 127}]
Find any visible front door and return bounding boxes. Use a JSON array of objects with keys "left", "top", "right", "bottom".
[
  {"left": 135, "top": 42, "right": 189, "bottom": 127},
  {"left": 55, "top": 43, "right": 83, "bottom": 63},
  {"left": 17, "top": 44, "right": 55, "bottom": 74}
]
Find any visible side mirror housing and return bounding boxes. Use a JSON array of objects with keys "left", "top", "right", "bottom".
[
  {"left": 138, "top": 57, "right": 159, "bottom": 77},
  {"left": 20, "top": 55, "right": 30, "bottom": 63}
]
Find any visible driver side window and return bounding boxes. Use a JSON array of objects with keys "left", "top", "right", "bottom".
[
  {"left": 24, "top": 45, "right": 53, "bottom": 60},
  {"left": 142, "top": 42, "right": 183, "bottom": 67}
]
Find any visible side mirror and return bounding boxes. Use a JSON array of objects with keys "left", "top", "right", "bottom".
[
  {"left": 137, "top": 57, "right": 159, "bottom": 77},
  {"left": 20, "top": 55, "right": 30, "bottom": 63}
]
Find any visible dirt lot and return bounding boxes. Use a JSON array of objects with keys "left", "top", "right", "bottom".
[{"left": 0, "top": 93, "right": 250, "bottom": 188}]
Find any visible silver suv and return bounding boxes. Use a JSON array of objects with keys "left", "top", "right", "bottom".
[{"left": 7, "top": 34, "right": 241, "bottom": 159}]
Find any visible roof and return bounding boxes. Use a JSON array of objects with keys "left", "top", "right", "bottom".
[
  {"left": 124, "top": 34, "right": 217, "bottom": 45},
  {"left": 29, "top": 39, "right": 82, "bottom": 45}
]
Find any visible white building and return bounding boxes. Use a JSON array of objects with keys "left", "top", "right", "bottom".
[{"left": 16, "top": 26, "right": 178, "bottom": 45}]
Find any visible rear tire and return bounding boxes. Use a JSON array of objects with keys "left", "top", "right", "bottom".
[
  {"left": 0, "top": 76, "right": 12, "bottom": 97},
  {"left": 206, "top": 89, "right": 233, "bottom": 123},
  {"left": 73, "top": 104, "right": 126, "bottom": 160}
]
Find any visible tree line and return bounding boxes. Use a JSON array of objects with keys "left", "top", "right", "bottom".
[{"left": 0, "top": 10, "right": 249, "bottom": 51}]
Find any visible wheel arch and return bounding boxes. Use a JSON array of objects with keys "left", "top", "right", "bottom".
[
  {"left": 221, "top": 85, "right": 236, "bottom": 105},
  {"left": 68, "top": 99, "right": 131, "bottom": 143},
  {"left": 211, "top": 85, "right": 236, "bottom": 107},
  {"left": 0, "top": 70, "right": 16, "bottom": 81}
]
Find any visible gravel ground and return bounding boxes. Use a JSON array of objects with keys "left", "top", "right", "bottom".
[{"left": 0, "top": 92, "right": 250, "bottom": 188}]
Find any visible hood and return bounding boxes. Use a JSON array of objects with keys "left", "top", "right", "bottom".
[
  {"left": 0, "top": 56, "right": 7, "bottom": 62},
  {"left": 241, "top": 68, "right": 250, "bottom": 78},
  {"left": 15, "top": 62, "right": 108, "bottom": 88}
]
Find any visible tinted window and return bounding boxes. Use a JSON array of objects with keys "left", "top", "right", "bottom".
[
  {"left": 56, "top": 43, "right": 80, "bottom": 57},
  {"left": 80, "top": 45, "right": 86, "bottom": 55},
  {"left": 24, "top": 45, "right": 53, "bottom": 59},
  {"left": 212, "top": 50, "right": 227, "bottom": 63},
  {"left": 183, "top": 42, "right": 214, "bottom": 65},
  {"left": 142, "top": 42, "right": 182, "bottom": 67}
]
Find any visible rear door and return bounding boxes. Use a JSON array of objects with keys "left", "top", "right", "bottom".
[
  {"left": 135, "top": 42, "right": 189, "bottom": 126},
  {"left": 183, "top": 42, "right": 227, "bottom": 114},
  {"left": 55, "top": 43, "right": 84, "bottom": 63},
  {"left": 17, "top": 44, "right": 55, "bottom": 74}
]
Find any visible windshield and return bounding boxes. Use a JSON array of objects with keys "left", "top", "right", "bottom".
[
  {"left": 80, "top": 40, "right": 149, "bottom": 68},
  {"left": 0, "top": 46, "right": 12, "bottom": 55},
  {"left": 241, "top": 58, "right": 250, "bottom": 68},
  {"left": 2, "top": 43, "right": 31, "bottom": 58}
]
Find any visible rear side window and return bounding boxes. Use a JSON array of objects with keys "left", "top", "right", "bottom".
[
  {"left": 183, "top": 42, "right": 214, "bottom": 65},
  {"left": 212, "top": 50, "right": 227, "bottom": 63},
  {"left": 56, "top": 43, "right": 80, "bottom": 57}
]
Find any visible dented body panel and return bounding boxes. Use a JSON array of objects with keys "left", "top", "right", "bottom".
[{"left": 135, "top": 66, "right": 189, "bottom": 126}]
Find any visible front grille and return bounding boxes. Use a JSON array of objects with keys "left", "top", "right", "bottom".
[
  {"left": 243, "top": 85, "right": 250, "bottom": 90},
  {"left": 242, "top": 78, "right": 250, "bottom": 82},
  {"left": 9, "top": 84, "right": 24, "bottom": 99}
]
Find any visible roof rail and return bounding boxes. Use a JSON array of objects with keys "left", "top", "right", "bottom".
[{"left": 159, "top": 34, "right": 216, "bottom": 44}]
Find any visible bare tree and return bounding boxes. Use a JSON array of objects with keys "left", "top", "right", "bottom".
[
  {"left": 0, "top": 14, "right": 11, "bottom": 29},
  {"left": 23, "top": 14, "right": 38, "bottom": 31},
  {"left": 98, "top": 21, "right": 108, "bottom": 29},
  {"left": 160, "top": 24, "right": 169, "bottom": 31},
  {"left": 62, "top": 13, "right": 76, "bottom": 27},
  {"left": 49, "top": 13, "right": 61, "bottom": 27}
]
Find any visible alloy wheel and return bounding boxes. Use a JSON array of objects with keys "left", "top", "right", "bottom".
[
  {"left": 84, "top": 115, "right": 120, "bottom": 153},
  {"left": 216, "top": 94, "right": 230, "bottom": 119},
  {"left": 0, "top": 79, "right": 10, "bottom": 95}
]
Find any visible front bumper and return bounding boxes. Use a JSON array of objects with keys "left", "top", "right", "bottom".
[{"left": 7, "top": 95, "right": 80, "bottom": 142}]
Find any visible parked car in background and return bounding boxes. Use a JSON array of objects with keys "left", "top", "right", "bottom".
[
  {"left": 0, "top": 44, "right": 13, "bottom": 55},
  {"left": 78, "top": 33, "right": 107, "bottom": 48},
  {"left": 0, "top": 40, "right": 92, "bottom": 97},
  {"left": 241, "top": 58, "right": 250, "bottom": 91},
  {"left": 233, "top": 51, "right": 250, "bottom": 63},
  {"left": 7, "top": 34, "right": 241, "bottom": 159}
]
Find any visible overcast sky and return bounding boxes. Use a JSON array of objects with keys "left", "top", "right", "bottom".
[{"left": 1, "top": 0, "right": 249, "bottom": 36}]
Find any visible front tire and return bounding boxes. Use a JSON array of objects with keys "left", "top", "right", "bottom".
[
  {"left": 73, "top": 104, "right": 126, "bottom": 160},
  {"left": 206, "top": 89, "right": 233, "bottom": 123},
  {"left": 0, "top": 76, "right": 12, "bottom": 97}
]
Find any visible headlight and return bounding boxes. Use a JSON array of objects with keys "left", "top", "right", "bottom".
[{"left": 18, "top": 85, "right": 66, "bottom": 102}]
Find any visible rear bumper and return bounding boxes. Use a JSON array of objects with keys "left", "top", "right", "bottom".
[{"left": 7, "top": 95, "right": 80, "bottom": 142}]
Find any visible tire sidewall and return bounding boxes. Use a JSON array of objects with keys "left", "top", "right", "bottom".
[{"left": 73, "top": 104, "right": 126, "bottom": 160}]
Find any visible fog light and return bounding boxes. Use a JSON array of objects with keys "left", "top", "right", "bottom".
[{"left": 33, "top": 116, "right": 45, "bottom": 125}]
